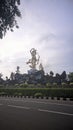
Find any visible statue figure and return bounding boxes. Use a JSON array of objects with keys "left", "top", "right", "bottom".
[
  {"left": 16, "top": 66, "right": 20, "bottom": 73},
  {"left": 39, "top": 63, "right": 44, "bottom": 71},
  {"left": 27, "top": 48, "right": 40, "bottom": 69}
]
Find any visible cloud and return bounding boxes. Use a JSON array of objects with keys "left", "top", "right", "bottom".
[
  {"left": 0, "top": 60, "right": 2, "bottom": 63},
  {"left": 38, "top": 33, "right": 56, "bottom": 43}
]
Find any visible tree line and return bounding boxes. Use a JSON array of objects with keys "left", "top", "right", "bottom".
[{"left": 0, "top": 66, "right": 73, "bottom": 86}]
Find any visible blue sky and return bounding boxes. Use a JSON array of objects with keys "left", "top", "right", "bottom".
[{"left": 0, "top": 0, "right": 73, "bottom": 78}]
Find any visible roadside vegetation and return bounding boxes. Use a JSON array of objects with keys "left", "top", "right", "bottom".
[
  {"left": 0, "top": 68, "right": 73, "bottom": 99},
  {"left": 0, "top": 87, "right": 73, "bottom": 99}
]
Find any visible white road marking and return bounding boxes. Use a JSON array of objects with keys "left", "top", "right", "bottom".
[
  {"left": 0, "top": 100, "right": 73, "bottom": 116},
  {"left": 8, "top": 105, "right": 30, "bottom": 110},
  {"left": 38, "top": 109, "right": 73, "bottom": 116},
  {"left": 7, "top": 104, "right": 73, "bottom": 116}
]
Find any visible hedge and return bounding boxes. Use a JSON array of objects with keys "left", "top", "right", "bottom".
[{"left": 0, "top": 88, "right": 73, "bottom": 98}]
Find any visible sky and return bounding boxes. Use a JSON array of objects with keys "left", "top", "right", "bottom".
[{"left": 0, "top": 0, "right": 73, "bottom": 79}]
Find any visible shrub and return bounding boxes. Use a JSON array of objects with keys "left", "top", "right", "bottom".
[
  {"left": 14, "top": 92, "right": 19, "bottom": 96},
  {"left": 15, "top": 84, "right": 19, "bottom": 88},
  {"left": 0, "top": 92, "right": 7, "bottom": 96},
  {"left": 46, "top": 83, "right": 51, "bottom": 88},
  {"left": 28, "top": 84, "right": 34, "bottom": 88},
  {"left": 19, "top": 83, "right": 29, "bottom": 88},
  {"left": 0, "top": 85, "right": 4, "bottom": 88},
  {"left": 70, "top": 82, "right": 73, "bottom": 85},
  {"left": 53, "top": 83, "right": 57, "bottom": 85},
  {"left": 61, "top": 82, "right": 67, "bottom": 88},
  {"left": 36, "top": 84, "right": 42, "bottom": 87},
  {"left": 69, "top": 82, "right": 73, "bottom": 88},
  {"left": 53, "top": 83, "right": 58, "bottom": 88},
  {"left": 62, "top": 82, "right": 66, "bottom": 85},
  {"left": 70, "top": 82, "right": 73, "bottom": 86},
  {"left": 34, "top": 92, "right": 43, "bottom": 98},
  {"left": 0, "top": 88, "right": 73, "bottom": 98}
]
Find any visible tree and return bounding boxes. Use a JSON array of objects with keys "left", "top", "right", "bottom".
[
  {"left": 0, "top": 73, "right": 3, "bottom": 78},
  {"left": 68, "top": 72, "right": 73, "bottom": 82},
  {"left": 0, "top": 73, "right": 4, "bottom": 84},
  {"left": 61, "top": 71, "right": 66, "bottom": 82},
  {"left": 55, "top": 73, "right": 61, "bottom": 85},
  {"left": 0, "top": 0, "right": 21, "bottom": 39},
  {"left": 6, "top": 76, "right": 8, "bottom": 80},
  {"left": 50, "top": 71, "right": 54, "bottom": 77},
  {"left": 10, "top": 72, "right": 15, "bottom": 80},
  {"left": 49, "top": 71, "right": 54, "bottom": 84}
]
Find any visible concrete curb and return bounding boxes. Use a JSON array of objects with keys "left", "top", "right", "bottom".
[{"left": 0, "top": 95, "right": 73, "bottom": 101}]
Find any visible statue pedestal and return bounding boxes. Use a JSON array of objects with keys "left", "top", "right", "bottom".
[{"left": 28, "top": 69, "right": 38, "bottom": 75}]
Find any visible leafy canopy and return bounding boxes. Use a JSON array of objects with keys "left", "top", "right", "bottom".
[{"left": 0, "top": 0, "right": 21, "bottom": 39}]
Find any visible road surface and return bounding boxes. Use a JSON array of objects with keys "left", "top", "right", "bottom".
[{"left": 0, "top": 97, "right": 73, "bottom": 130}]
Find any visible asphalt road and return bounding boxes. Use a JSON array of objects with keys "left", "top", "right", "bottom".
[{"left": 0, "top": 97, "right": 73, "bottom": 130}]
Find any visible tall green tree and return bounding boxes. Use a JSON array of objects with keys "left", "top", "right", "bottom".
[
  {"left": 55, "top": 73, "right": 61, "bottom": 85},
  {"left": 0, "top": 0, "right": 21, "bottom": 39},
  {"left": 61, "top": 71, "right": 66, "bottom": 82},
  {"left": 68, "top": 72, "right": 73, "bottom": 82}
]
